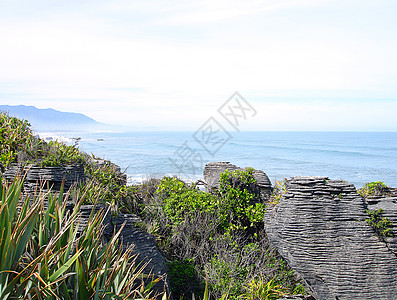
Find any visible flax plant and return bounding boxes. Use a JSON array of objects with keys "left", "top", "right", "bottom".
[{"left": 0, "top": 175, "right": 161, "bottom": 299}]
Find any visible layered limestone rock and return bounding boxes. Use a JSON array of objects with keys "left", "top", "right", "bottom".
[
  {"left": 3, "top": 163, "right": 85, "bottom": 193},
  {"left": 264, "top": 176, "right": 397, "bottom": 300},
  {"left": 109, "top": 214, "right": 170, "bottom": 295},
  {"left": 203, "top": 162, "right": 272, "bottom": 200}
]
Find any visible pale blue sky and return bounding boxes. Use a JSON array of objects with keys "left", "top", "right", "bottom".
[{"left": 0, "top": 0, "right": 396, "bottom": 130}]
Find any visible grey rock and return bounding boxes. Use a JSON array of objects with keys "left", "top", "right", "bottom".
[
  {"left": 3, "top": 163, "right": 85, "bottom": 193},
  {"left": 108, "top": 214, "right": 170, "bottom": 296},
  {"left": 265, "top": 176, "right": 397, "bottom": 300},
  {"left": 203, "top": 162, "right": 272, "bottom": 200}
]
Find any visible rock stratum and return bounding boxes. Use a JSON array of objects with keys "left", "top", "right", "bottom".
[{"left": 264, "top": 176, "right": 397, "bottom": 299}]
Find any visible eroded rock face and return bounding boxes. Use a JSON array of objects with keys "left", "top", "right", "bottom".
[
  {"left": 203, "top": 162, "right": 272, "bottom": 200},
  {"left": 264, "top": 176, "right": 397, "bottom": 300},
  {"left": 109, "top": 214, "right": 170, "bottom": 295},
  {"left": 3, "top": 163, "right": 85, "bottom": 193}
]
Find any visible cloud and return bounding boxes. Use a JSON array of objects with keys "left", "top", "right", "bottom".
[{"left": 0, "top": 0, "right": 396, "bottom": 130}]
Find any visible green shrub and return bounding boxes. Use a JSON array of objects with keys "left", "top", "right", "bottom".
[
  {"left": 39, "top": 140, "right": 85, "bottom": 167},
  {"left": 206, "top": 253, "right": 249, "bottom": 298},
  {"left": 0, "top": 112, "right": 87, "bottom": 169},
  {"left": 156, "top": 177, "right": 216, "bottom": 225},
  {"left": 358, "top": 181, "right": 389, "bottom": 198},
  {"left": 240, "top": 277, "right": 287, "bottom": 300},
  {"left": 365, "top": 208, "right": 393, "bottom": 238},
  {"left": 167, "top": 259, "right": 204, "bottom": 299},
  {"left": 0, "top": 112, "right": 32, "bottom": 168},
  {"left": 157, "top": 169, "right": 265, "bottom": 234},
  {"left": 218, "top": 169, "right": 265, "bottom": 233},
  {"left": 152, "top": 170, "right": 305, "bottom": 299}
]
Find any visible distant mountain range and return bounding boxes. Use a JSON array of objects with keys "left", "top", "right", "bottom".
[{"left": 0, "top": 105, "right": 112, "bottom": 132}]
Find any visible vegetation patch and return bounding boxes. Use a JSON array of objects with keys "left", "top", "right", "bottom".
[
  {"left": 0, "top": 176, "right": 159, "bottom": 299},
  {"left": 365, "top": 208, "right": 393, "bottom": 239},
  {"left": 358, "top": 181, "right": 390, "bottom": 198}
]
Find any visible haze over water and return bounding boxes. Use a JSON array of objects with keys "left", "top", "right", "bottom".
[{"left": 61, "top": 131, "right": 397, "bottom": 188}]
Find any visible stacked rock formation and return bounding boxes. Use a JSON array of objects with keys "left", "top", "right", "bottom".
[
  {"left": 109, "top": 214, "right": 169, "bottom": 294},
  {"left": 264, "top": 176, "right": 397, "bottom": 299},
  {"left": 203, "top": 162, "right": 272, "bottom": 200},
  {"left": 3, "top": 163, "right": 85, "bottom": 193}
]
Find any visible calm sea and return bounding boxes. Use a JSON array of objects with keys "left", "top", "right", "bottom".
[{"left": 40, "top": 131, "right": 397, "bottom": 188}]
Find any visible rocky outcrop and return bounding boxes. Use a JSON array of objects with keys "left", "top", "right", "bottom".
[
  {"left": 3, "top": 163, "right": 85, "bottom": 193},
  {"left": 109, "top": 214, "right": 170, "bottom": 295},
  {"left": 264, "top": 176, "right": 397, "bottom": 300},
  {"left": 203, "top": 162, "right": 272, "bottom": 200}
]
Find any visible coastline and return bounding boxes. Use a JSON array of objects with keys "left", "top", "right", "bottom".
[{"left": 37, "top": 130, "right": 397, "bottom": 188}]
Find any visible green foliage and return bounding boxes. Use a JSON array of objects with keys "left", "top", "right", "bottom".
[
  {"left": 358, "top": 181, "right": 389, "bottom": 198},
  {"left": 0, "top": 112, "right": 32, "bottom": 168},
  {"left": 0, "top": 175, "right": 160, "bottom": 299},
  {"left": 0, "top": 111, "right": 86, "bottom": 169},
  {"left": 157, "top": 177, "right": 216, "bottom": 225},
  {"left": 218, "top": 169, "right": 264, "bottom": 232},
  {"left": 240, "top": 277, "right": 286, "bottom": 300},
  {"left": 150, "top": 170, "right": 306, "bottom": 299},
  {"left": 365, "top": 208, "right": 393, "bottom": 238},
  {"left": 166, "top": 260, "right": 204, "bottom": 299},
  {"left": 269, "top": 179, "right": 286, "bottom": 205},
  {"left": 157, "top": 170, "right": 265, "bottom": 234},
  {"left": 206, "top": 254, "right": 249, "bottom": 297},
  {"left": 204, "top": 242, "right": 305, "bottom": 299},
  {"left": 81, "top": 162, "right": 140, "bottom": 212},
  {"left": 39, "top": 140, "right": 85, "bottom": 167}
]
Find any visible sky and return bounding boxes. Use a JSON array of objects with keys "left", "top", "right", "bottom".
[{"left": 0, "top": 0, "right": 396, "bottom": 131}]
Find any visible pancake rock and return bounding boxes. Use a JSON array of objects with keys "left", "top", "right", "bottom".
[
  {"left": 3, "top": 163, "right": 85, "bottom": 193},
  {"left": 264, "top": 176, "right": 397, "bottom": 300}
]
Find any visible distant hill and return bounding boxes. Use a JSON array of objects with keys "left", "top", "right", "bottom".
[{"left": 0, "top": 105, "right": 111, "bottom": 132}]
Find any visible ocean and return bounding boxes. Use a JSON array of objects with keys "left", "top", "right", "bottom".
[{"left": 39, "top": 131, "right": 397, "bottom": 188}]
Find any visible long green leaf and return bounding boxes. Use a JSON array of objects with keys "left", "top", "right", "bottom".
[{"left": 49, "top": 249, "right": 83, "bottom": 282}]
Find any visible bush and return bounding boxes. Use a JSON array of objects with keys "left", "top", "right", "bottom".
[
  {"left": 146, "top": 170, "right": 306, "bottom": 299},
  {"left": 0, "top": 112, "right": 32, "bottom": 168},
  {"left": 218, "top": 169, "right": 265, "bottom": 233},
  {"left": 157, "top": 177, "right": 216, "bottom": 225},
  {"left": 366, "top": 208, "right": 393, "bottom": 239},
  {"left": 39, "top": 140, "right": 85, "bottom": 167},
  {"left": 157, "top": 169, "right": 265, "bottom": 234},
  {"left": 167, "top": 259, "right": 204, "bottom": 299},
  {"left": 358, "top": 181, "right": 389, "bottom": 198}
]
